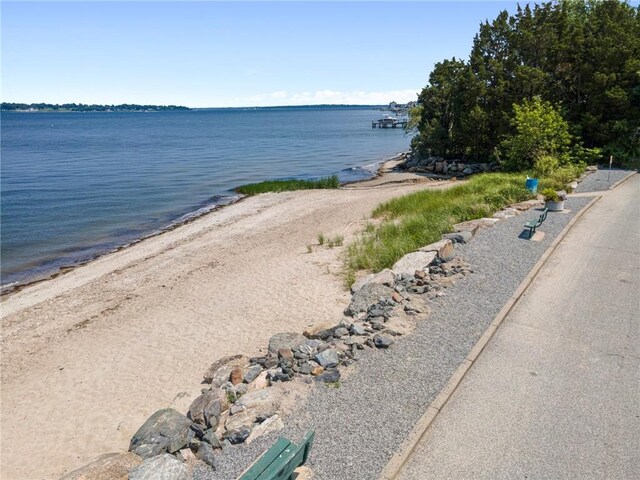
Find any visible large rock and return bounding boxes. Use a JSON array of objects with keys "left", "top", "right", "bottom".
[
  {"left": 128, "top": 454, "right": 188, "bottom": 480},
  {"left": 223, "top": 427, "right": 251, "bottom": 444},
  {"left": 314, "top": 348, "right": 340, "bottom": 368},
  {"left": 243, "top": 365, "right": 263, "bottom": 384},
  {"left": 443, "top": 231, "right": 473, "bottom": 244},
  {"left": 247, "top": 371, "right": 269, "bottom": 392},
  {"left": 303, "top": 322, "right": 335, "bottom": 340},
  {"left": 268, "top": 332, "right": 307, "bottom": 354},
  {"left": 60, "top": 452, "right": 142, "bottom": 480},
  {"left": 235, "top": 387, "right": 284, "bottom": 418},
  {"left": 419, "top": 239, "right": 454, "bottom": 260},
  {"left": 510, "top": 199, "right": 544, "bottom": 211},
  {"left": 203, "top": 428, "right": 222, "bottom": 448},
  {"left": 225, "top": 409, "right": 259, "bottom": 431},
  {"left": 246, "top": 414, "right": 285, "bottom": 444},
  {"left": 129, "top": 409, "right": 193, "bottom": 458},
  {"left": 453, "top": 218, "right": 499, "bottom": 234},
  {"left": 351, "top": 269, "right": 397, "bottom": 293},
  {"left": 345, "top": 283, "right": 394, "bottom": 316},
  {"left": 371, "top": 268, "right": 396, "bottom": 287},
  {"left": 350, "top": 274, "right": 374, "bottom": 293},
  {"left": 315, "top": 369, "right": 341, "bottom": 383},
  {"left": 197, "top": 443, "right": 217, "bottom": 469},
  {"left": 391, "top": 251, "right": 437, "bottom": 276},
  {"left": 188, "top": 392, "right": 222, "bottom": 429},
  {"left": 492, "top": 208, "right": 520, "bottom": 219},
  {"left": 203, "top": 355, "right": 250, "bottom": 386},
  {"left": 293, "top": 466, "right": 314, "bottom": 480},
  {"left": 373, "top": 334, "right": 394, "bottom": 348}
]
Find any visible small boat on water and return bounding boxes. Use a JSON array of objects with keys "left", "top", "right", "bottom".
[{"left": 372, "top": 114, "right": 407, "bottom": 128}]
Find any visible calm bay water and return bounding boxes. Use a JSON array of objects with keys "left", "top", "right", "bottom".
[{"left": 1, "top": 107, "right": 411, "bottom": 288}]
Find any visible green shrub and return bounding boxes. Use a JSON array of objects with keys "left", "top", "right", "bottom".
[
  {"left": 541, "top": 188, "right": 560, "bottom": 202},
  {"left": 570, "top": 144, "right": 602, "bottom": 166},
  {"left": 500, "top": 98, "right": 572, "bottom": 171},
  {"left": 534, "top": 155, "right": 560, "bottom": 177},
  {"left": 236, "top": 175, "right": 340, "bottom": 195},
  {"left": 538, "top": 163, "right": 585, "bottom": 191}
]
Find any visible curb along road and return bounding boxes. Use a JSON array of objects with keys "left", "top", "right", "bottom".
[
  {"left": 380, "top": 190, "right": 610, "bottom": 480},
  {"left": 608, "top": 170, "right": 637, "bottom": 190}
]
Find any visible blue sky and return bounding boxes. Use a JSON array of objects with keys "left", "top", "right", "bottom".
[{"left": 2, "top": 1, "right": 522, "bottom": 107}]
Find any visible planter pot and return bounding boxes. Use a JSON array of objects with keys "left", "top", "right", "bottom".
[{"left": 545, "top": 200, "right": 565, "bottom": 211}]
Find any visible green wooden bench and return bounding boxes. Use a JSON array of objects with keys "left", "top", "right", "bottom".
[
  {"left": 239, "top": 430, "right": 315, "bottom": 480},
  {"left": 524, "top": 207, "right": 549, "bottom": 238}
]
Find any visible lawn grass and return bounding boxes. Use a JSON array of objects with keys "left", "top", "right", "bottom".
[
  {"left": 344, "top": 173, "right": 535, "bottom": 280},
  {"left": 236, "top": 175, "right": 340, "bottom": 195}
]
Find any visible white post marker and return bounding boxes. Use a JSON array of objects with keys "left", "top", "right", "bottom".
[{"left": 608, "top": 155, "right": 613, "bottom": 183}]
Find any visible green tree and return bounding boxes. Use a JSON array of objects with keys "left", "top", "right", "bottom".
[
  {"left": 411, "top": 0, "right": 639, "bottom": 166},
  {"left": 414, "top": 58, "right": 470, "bottom": 158},
  {"left": 500, "top": 98, "right": 572, "bottom": 171}
]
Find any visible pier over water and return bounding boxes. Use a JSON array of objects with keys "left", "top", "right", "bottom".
[{"left": 372, "top": 115, "right": 408, "bottom": 128}]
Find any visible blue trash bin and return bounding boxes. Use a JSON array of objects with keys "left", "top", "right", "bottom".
[{"left": 525, "top": 177, "right": 539, "bottom": 193}]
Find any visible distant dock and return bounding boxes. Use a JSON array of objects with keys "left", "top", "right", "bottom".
[{"left": 372, "top": 115, "right": 408, "bottom": 128}]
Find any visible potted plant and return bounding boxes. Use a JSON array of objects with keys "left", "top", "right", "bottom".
[{"left": 542, "top": 188, "right": 566, "bottom": 211}]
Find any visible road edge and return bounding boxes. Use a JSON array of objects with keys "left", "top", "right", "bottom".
[
  {"left": 380, "top": 194, "right": 603, "bottom": 480},
  {"left": 608, "top": 171, "right": 637, "bottom": 190}
]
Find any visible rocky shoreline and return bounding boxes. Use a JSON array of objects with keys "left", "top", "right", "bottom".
[
  {"left": 62, "top": 198, "right": 545, "bottom": 480},
  {"left": 397, "top": 153, "right": 501, "bottom": 179}
]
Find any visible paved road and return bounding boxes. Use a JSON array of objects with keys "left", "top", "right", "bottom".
[{"left": 397, "top": 174, "right": 639, "bottom": 480}]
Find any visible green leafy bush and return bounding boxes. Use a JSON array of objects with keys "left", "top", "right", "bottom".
[
  {"left": 534, "top": 155, "right": 560, "bottom": 177},
  {"left": 500, "top": 98, "right": 572, "bottom": 172},
  {"left": 541, "top": 188, "right": 560, "bottom": 202}
]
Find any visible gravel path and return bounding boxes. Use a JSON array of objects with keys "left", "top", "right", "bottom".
[
  {"left": 197, "top": 196, "right": 592, "bottom": 480},
  {"left": 576, "top": 167, "right": 634, "bottom": 192}
]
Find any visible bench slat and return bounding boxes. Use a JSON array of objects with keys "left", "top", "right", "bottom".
[
  {"left": 239, "top": 430, "right": 315, "bottom": 480},
  {"left": 240, "top": 438, "right": 292, "bottom": 480}
]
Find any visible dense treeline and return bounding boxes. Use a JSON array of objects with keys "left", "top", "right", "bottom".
[
  {"left": 412, "top": 0, "right": 640, "bottom": 167},
  {"left": 1, "top": 102, "right": 190, "bottom": 112}
]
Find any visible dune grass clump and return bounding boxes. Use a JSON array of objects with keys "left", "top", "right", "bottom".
[
  {"left": 345, "top": 173, "right": 535, "bottom": 277},
  {"left": 327, "top": 235, "right": 344, "bottom": 248},
  {"left": 236, "top": 175, "right": 340, "bottom": 195}
]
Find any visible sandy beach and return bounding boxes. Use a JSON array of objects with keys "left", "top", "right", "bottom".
[{"left": 0, "top": 167, "right": 446, "bottom": 479}]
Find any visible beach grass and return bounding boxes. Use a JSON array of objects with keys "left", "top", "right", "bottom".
[
  {"left": 345, "top": 173, "right": 535, "bottom": 277},
  {"left": 236, "top": 175, "right": 340, "bottom": 195}
]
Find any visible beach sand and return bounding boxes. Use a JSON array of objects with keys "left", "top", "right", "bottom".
[{"left": 1, "top": 169, "right": 447, "bottom": 479}]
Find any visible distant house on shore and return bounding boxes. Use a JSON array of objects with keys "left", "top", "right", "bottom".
[{"left": 388, "top": 100, "right": 417, "bottom": 115}]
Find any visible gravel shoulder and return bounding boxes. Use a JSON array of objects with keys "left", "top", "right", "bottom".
[
  {"left": 575, "top": 167, "right": 635, "bottom": 192},
  {"left": 200, "top": 195, "right": 592, "bottom": 480}
]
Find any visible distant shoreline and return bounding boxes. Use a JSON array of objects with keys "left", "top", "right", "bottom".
[
  {"left": 1, "top": 103, "right": 392, "bottom": 113},
  {"left": 0, "top": 102, "right": 190, "bottom": 112}
]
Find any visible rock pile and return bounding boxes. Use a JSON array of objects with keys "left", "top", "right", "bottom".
[
  {"left": 69, "top": 205, "right": 548, "bottom": 479},
  {"left": 112, "top": 251, "right": 470, "bottom": 477},
  {"left": 399, "top": 155, "right": 501, "bottom": 178}
]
